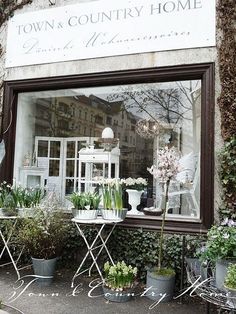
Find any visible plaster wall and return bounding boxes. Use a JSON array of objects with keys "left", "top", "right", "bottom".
[{"left": 0, "top": 0, "right": 222, "bottom": 220}]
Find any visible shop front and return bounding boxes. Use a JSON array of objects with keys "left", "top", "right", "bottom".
[{"left": 0, "top": 0, "right": 217, "bottom": 233}]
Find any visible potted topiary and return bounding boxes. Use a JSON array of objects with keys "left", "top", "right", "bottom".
[
  {"left": 18, "top": 192, "right": 69, "bottom": 286},
  {"left": 103, "top": 261, "right": 137, "bottom": 302},
  {"left": 70, "top": 192, "right": 101, "bottom": 220},
  {"left": 101, "top": 181, "right": 127, "bottom": 221},
  {"left": 224, "top": 263, "right": 236, "bottom": 308},
  {"left": 146, "top": 146, "right": 180, "bottom": 302}
]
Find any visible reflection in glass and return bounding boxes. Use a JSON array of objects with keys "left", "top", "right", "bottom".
[
  {"left": 49, "top": 160, "right": 60, "bottom": 176},
  {"left": 66, "top": 160, "right": 75, "bottom": 177},
  {"left": 67, "top": 141, "right": 75, "bottom": 158},
  {"left": 66, "top": 179, "right": 74, "bottom": 195},
  {"left": 38, "top": 140, "right": 48, "bottom": 157},
  {"left": 15, "top": 79, "right": 201, "bottom": 219},
  {"left": 50, "top": 141, "right": 61, "bottom": 158}
]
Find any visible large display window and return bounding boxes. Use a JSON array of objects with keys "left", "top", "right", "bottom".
[{"left": 0, "top": 64, "right": 214, "bottom": 232}]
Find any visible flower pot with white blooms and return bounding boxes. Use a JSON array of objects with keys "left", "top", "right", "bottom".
[
  {"left": 199, "top": 220, "right": 236, "bottom": 290},
  {"left": 121, "top": 177, "right": 147, "bottom": 215},
  {"left": 103, "top": 261, "right": 138, "bottom": 302}
]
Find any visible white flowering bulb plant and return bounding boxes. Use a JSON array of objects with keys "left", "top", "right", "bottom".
[
  {"left": 120, "top": 177, "right": 148, "bottom": 191},
  {"left": 102, "top": 181, "right": 123, "bottom": 210},
  {"left": 147, "top": 146, "right": 180, "bottom": 273},
  {"left": 0, "top": 182, "right": 44, "bottom": 209},
  {"left": 104, "top": 261, "right": 138, "bottom": 291}
]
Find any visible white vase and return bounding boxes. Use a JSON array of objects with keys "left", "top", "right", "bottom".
[{"left": 126, "top": 189, "right": 143, "bottom": 215}]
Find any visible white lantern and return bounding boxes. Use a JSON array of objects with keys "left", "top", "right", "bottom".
[{"left": 101, "top": 127, "right": 114, "bottom": 139}]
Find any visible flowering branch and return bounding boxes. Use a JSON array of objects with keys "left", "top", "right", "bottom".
[{"left": 147, "top": 146, "right": 180, "bottom": 272}]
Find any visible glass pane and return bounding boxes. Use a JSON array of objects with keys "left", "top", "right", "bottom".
[
  {"left": 38, "top": 140, "right": 48, "bottom": 157},
  {"left": 66, "top": 179, "right": 74, "bottom": 195},
  {"left": 26, "top": 175, "right": 41, "bottom": 188},
  {"left": 66, "top": 160, "right": 75, "bottom": 177},
  {"left": 14, "top": 79, "right": 202, "bottom": 220},
  {"left": 50, "top": 141, "right": 61, "bottom": 158},
  {"left": 67, "top": 141, "right": 75, "bottom": 158},
  {"left": 77, "top": 162, "right": 86, "bottom": 177},
  {"left": 49, "top": 160, "right": 60, "bottom": 176}
]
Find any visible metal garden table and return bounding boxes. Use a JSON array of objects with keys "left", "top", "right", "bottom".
[
  {"left": 0, "top": 216, "right": 24, "bottom": 279},
  {"left": 71, "top": 217, "right": 122, "bottom": 287}
]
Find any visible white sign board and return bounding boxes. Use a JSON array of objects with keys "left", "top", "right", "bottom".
[{"left": 6, "top": 0, "right": 216, "bottom": 68}]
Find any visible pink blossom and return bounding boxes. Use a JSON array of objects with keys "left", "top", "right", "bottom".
[{"left": 147, "top": 146, "right": 180, "bottom": 182}]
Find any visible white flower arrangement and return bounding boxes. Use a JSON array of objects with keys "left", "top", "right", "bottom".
[
  {"left": 104, "top": 261, "right": 138, "bottom": 291},
  {"left": 120, "top": 177, "right": 148, "bottom": 191}
]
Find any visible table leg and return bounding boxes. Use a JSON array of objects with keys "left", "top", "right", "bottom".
[
  {"left": 89, "top": 224, "right": 116, "bottom": 273},
  {"left": 0, "top": 219, "right": 17, "bottom": 259},
  {"left": 0, "top": 230, "right": 20, "bottom": 279},
  {"left": 71, "top": 224, "right": 106, "bottom": 287}
]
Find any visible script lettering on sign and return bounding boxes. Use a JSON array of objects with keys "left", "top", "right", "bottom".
[{"left": 6, "top": 0, "right": 216, "bottom": 67}]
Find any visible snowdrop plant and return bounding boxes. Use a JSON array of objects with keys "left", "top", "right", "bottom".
[{"left": 147, "top": 146, "right": 180, "bottom": 272}]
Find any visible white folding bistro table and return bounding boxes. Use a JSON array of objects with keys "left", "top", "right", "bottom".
[
  {"left": 71, "top": 217, "right": 122, "bottom": 287},
  {"left": 0, "top": 216, "right": 24, "bottom": 279}
]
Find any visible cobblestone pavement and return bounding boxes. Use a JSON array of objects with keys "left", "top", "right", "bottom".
[{"left": 0, "top": 266, "right": 212, "bottom": 314}]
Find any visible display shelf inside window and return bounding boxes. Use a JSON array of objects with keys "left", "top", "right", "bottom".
[{"left": 77, "top": 145, "right": 120, "bottom": 193}]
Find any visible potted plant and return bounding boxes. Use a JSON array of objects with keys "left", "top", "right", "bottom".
[
  {"left": 12, "top": 185, "right": 45, "bottom": 217},
  {"left": 224, "top": 263, "right": 236, "bottom": 308},
  {"left": 0, "top": 182, "right": 18, "bottom": 217},
  {"left": 199, "top": 219, "right": 236, "bottom": 290},
  {"left": 70, "top": 192, "right": 101, "bottom": 220},
  {"left": 146, "top": 146, "right": 180, "bottom": 302},
  {"left": 18, "top": 193, "right": 69, "bottom": 286},
  {"left": 121, "top": 177, "right": 147, "bottom": 215},
  {"left": 1, "top": 194, "right": 18, "bottom": 217},
  {"left": 103, "top": 261, "right": 137, "bottom": 302},
  {"left": 101, "top": 181, "right": 127, "bottom": 221}
]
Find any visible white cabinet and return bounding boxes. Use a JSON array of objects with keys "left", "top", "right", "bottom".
[
  {"left": 78, "top": 146, "right": 120, "bottom": 193},
  {"left": 19, "top": 167, "right": 46, "bottom": 188}
]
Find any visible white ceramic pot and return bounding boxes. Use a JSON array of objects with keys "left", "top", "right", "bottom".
[{"left": 126, "top": 189, "right": 143, "bottom": 215}]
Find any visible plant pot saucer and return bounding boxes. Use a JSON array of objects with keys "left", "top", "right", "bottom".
[{"left": 143, "top": 207, "right": 162, "bottom": 216}]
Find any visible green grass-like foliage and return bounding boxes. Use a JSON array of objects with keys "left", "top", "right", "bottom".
[
  {"left": 102, "top": 183, "right": 123, "bottom": 210},
  {"left": 70, "top": 192, "right": 101, "bottom": 210},
  {"left": 153, "top": 267, "right": 175, "bottom": 276}
]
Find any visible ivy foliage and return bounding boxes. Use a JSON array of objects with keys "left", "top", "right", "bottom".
[
  {"left": 219, "top": 136, "right": 236, "bottom": 218},
  {"left": 107, "top": 228, "right": 203, "bottom": 281},
  {"left": 0, "top": 0, "right": 32, "bottom": 26},
  {"left": 216, "top": 0, "right": 236, "bottom": 140},
  {"left": 0, "top": 0, "right": 33, "bottom": 119}
]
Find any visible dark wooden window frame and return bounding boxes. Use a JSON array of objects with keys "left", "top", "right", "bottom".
[{"left": 0, "top": 63, "right": 214, "bottom": 234}]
